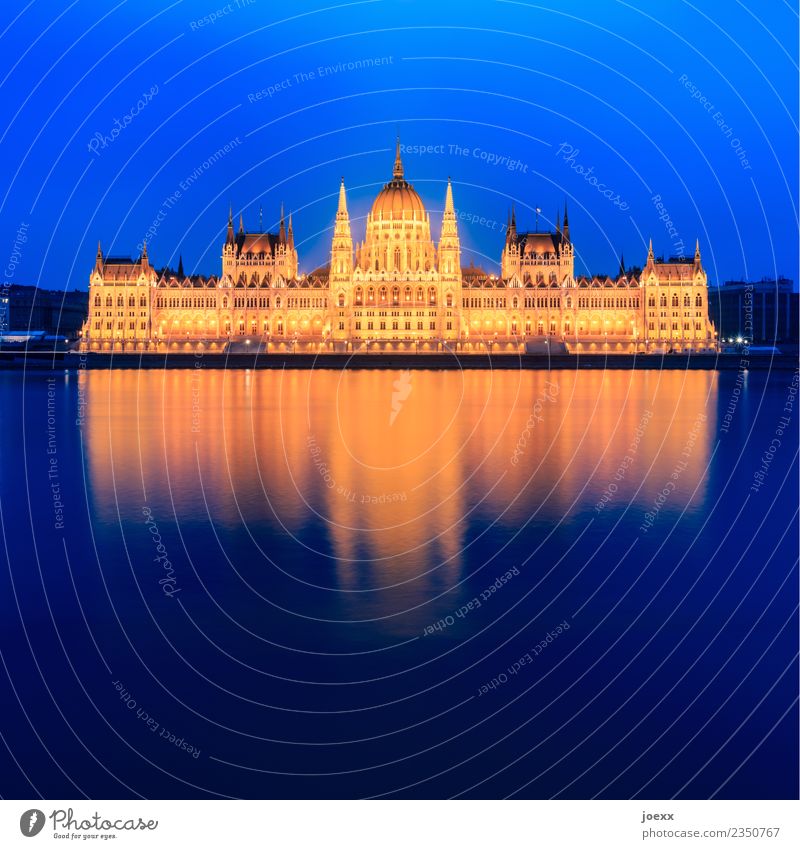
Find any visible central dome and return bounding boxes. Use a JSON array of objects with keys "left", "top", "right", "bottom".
[{"left": 370, "top": 141, "right": 426, "bottom": 219}]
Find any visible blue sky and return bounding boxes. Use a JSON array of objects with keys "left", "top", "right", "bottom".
[{"left": 0, "top": 0, "right": 797, "bottom": 288}]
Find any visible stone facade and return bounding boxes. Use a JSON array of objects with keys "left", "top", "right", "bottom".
[{"left": 81, "top": 143, "right": 717, "bottom": 353}]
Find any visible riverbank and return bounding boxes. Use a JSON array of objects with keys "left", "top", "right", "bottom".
[{"left": 1, "top": 350, "right": 797, "bottom": 371}]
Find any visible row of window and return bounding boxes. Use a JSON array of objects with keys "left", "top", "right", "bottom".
[
  {"left": 648, "top": 321, "right": 705, "bottom": 332},
  {"left": 354, "top": 320, "right": 442, "bottom": 332},
  {"left": 648, "top": 311, "right": 705, "bottom": 318},
  {"left": 648, "top": 294, "right": 704, "bottom": 307},
  {"left": 94, "top": 321, "right": 148, "bottom": 331},
  {"left": 350, "top": 285, "right": 447, "bottom": 307},
  {"left": 94, "top": 294, "right": 148, "bottom": 308}
]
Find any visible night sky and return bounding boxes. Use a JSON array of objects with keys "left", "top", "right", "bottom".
[{"left": 0, "top": 0, "right": 797, "bottom": 289}]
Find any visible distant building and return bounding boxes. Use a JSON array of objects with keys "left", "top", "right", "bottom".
[
  {"left": 80, "top": 140, "right": 717, "bottom": 354},
  {"left": 0, "top": 284, "right": 88, "bottom": 337},
  {"left": 709, "top": 278, "right": 797, "bottom": 343}
]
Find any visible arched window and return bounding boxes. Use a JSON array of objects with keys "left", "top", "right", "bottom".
[
  {"left": 671, "top": 293, "right": 679, "bottom": 307},
  {"left": 379, "top": 286, "right": 387, "bottom": 304},
  {"left": 128, "top": 295, "right": 135, "bottom": 307},
  {"left": 139, "top": 295, "right": 147, "bottom": 307},
  {"left": 391, "top": 286, "right": 400, "bottom": 305},
  {"left": 446, "top": 292, "right": 453, "bottom": 308},
  {"left": 94, "top": 294, "right": 101, "bottom": 307},
  {"left": 355, "top": 287, "right": 363, "bottom": 305},
  {"left": 394, "top": 247, "right": 401, "bottom": 269},
  {"left": 404, "top": 286, "right": 412, "bottom": 303},
  {"left": 428, "top": 287, "right": 436, "bottom": 305},
  {"left": 648, "top": 295, "right": 656, "bottom": 307},
  {"left": 338, "top": 292, "right": 345, "bottom": 308},
  {"left": 117, "top": 295, "right": 124, "bottom": 307},
  {"left": 660, "top": 293, "right": 667, "bottom": 307},
  {"left": 695, "top": 294, "right": 703, "bottom": 307},
  {"left": 512, "top": 296, "right": 518, "bottom": 309},
  {"left": 416, "top": 286, "right": 424, "bottom": 302},
  {"left": 367, "top": 287, "right": 375, "bottom": 304},
  {"left": 684, "top": 294, "right": 691, "bottom": 307}
]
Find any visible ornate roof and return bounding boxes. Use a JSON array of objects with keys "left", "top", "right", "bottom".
[{"left": 370, "top": 140, "right": 426, "bottom": 220}]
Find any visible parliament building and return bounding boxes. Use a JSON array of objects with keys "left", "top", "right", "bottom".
[{"left": 81, "top": 142, "right": 717, "bottom": 353}]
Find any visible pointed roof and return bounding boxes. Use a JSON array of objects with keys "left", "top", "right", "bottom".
[
  {"left": 393, "top": 135, "right": 404, "bottom": 180},
  {"left": 337, "top": 177, "right": 349, "bottom": 217},
  {"left": 444, "top": 177, "right": 454, "bottom": 215}
]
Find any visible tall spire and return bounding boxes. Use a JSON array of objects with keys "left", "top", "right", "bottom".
[
  {"left": 444, "top": 176, "right": 455, "bottom": 215},
  {"left": 331, "top": 178, "right": 352, "bottom": 279},
  {"left": 619, "top": 251, "right": 625, "bottom": 278},
  {"left": 556, "top": 209, "right": 561, "bottom": 236},
  {"left": 562, "top": 199, "right": 570, "bottom": 242},
  {"left": 647, "top": 238, "right": 654, "bottom": 264},
  {"left": 238, "top": 213, "right": 244, "bottom": 234},
  {"left": 287, "top": 212, "right": 294, "bottom": 249},
  {"left": 439, "top": 177, "right": 460, "bottom": 279},
  {"left": 693, "top": 238, "right": 702, "bottom": 271},
  {"left": 393, "top": 135, "right": 404, "bottom": 180},
  {"left": 141, "top": 240, "right": 148, "bottom": 263},
  {"left": 178, "top": 254, "right": 184, "bottom": 278},
  {"left": 226, "top": 204, "right": 235, "bottom": 244},
  {"left": 95, "top": 240, "right": 103, "bottom": 272},
  {"left": 279, "top": 202, "right": 286, "bottom": 242},
  {"left": 337, "top": 177, "right": 349, "bottom": 218},
  {"left": 509, "top": 204, "right": 517, "bottom": 238}
]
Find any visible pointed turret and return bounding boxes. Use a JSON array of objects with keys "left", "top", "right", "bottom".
[
  {"left": 562, "top": 200, "right": 570, "bottom": 242},
  {"left": 238, "top": 213, "right": 244, "bottom": 235},
  {"left": 509, "top": 204, "right": 517, "bottom": 239},
  {"left": 178, "top": 254, "right": 184, "bottom": 279},
  {"left": 279, "top": 203, "right": 286, "bottom": 242},
  {"left": 226, "top": 204, "right": 234, "bottom": 244},
  {"left": 444, "top": 176, "right": 455, "bottom": 215},
  {"left": 336, "top": 177, "right": 349, "bottom": 218},
  {"left": 439, "top": 177, "right": 460, "bottom": 280},
  {"left": 141, "top": 240, "right": 149, "bottom": 268},
  {"left": 647, "top": 237, "right": 654, "bottom": 264},
  {"left": 287, "top": 212, "right": 294, "bottom": 250},
  {"left": 393, "top": 135, "right": 404, "bottom": 180},
  {"left": 619, "top": 251, "right": 625, "bottom": 278},
  {"left": 95, "top": 240, "right": 103, "bottom": 273},
  {"left": 331, "top": 177, "right": 353, "bottom": 282},
  {"left": 694, "top": 238, "right": 702, "bottom": 267}
]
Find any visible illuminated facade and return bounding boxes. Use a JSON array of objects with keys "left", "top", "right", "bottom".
[{"left": 81, "top": 142, "right": 717, "bottom": 353}]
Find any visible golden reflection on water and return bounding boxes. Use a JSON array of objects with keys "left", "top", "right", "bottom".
[{"left": 83, "top": 367, "right": 716, "bottom": 564}]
